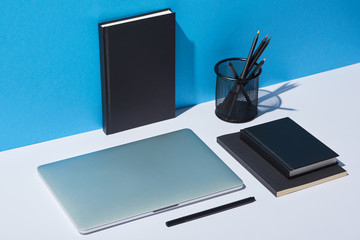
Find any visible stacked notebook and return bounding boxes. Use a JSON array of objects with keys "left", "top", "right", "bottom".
[{"left": 217, "top": 117, "right": 347, "bottom": 197}]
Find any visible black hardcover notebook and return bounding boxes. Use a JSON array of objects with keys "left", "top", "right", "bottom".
[
  {"left": 217, "top": 131, "right": 347, "bottom": 197},
  {"left": 98, "top": 9, "right": 175, "bottom": 134},
  {"left": 240, "top": 117, "right": 338, "bottom": 178}
]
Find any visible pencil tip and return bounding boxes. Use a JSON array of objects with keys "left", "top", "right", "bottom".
[{"left": 257, "top": 30, "right": 260, "bottom": 34}]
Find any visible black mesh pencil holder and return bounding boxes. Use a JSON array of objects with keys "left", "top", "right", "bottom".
[{"left": 214, "top": 58, "right": 261, "bottom": 123}]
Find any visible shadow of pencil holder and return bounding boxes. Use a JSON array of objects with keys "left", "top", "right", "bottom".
[{"left": 214, "top": 58, "right": 261, "bottom": 123}]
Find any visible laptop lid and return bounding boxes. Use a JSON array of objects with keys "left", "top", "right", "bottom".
[{"left": 38, "top": 129, "right": 243, "bottom": 234}]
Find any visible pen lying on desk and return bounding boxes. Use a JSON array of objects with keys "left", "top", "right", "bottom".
[{"left": 166, "top": 196, "right": 256, "bottom": 227}]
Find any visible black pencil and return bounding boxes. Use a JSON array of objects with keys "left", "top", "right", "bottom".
[
  {"left": 249, "top": 34, "right": 268, "bottom": 66},
  {"left": 216, "top": 62, "right": 252, "bottom": 116},
  {"left": 240, "top": 31, "right": 259, "bottom": 79},
  {"left": 228, "top": 62, "right": 252, "bottom": 104},
  {"left": 248, "top": 58, "right": 266, "bottom": 79},
  {"left": 166, "top": 197, "right": 256, "bottom": 227},
  {"left": 246, "top": 37, "right": 271, "bottom": 77}
]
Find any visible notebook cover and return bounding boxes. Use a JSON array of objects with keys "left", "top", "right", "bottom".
[
  {"left": 38, "top": 129, "right": 243, "bottom": 234},
  {"left": 98, "top": 9, "right": 175, "bottom": 134},
  {"left": 217, "top": 131, "right": 347, "bottom": 197},
  {"left": 240, "top": 117, "right": 339, "bottom": 177}
]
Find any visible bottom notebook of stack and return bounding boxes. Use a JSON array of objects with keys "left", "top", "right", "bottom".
[{"left": 217, "top": 132, "right": 348, "bottom": 197}]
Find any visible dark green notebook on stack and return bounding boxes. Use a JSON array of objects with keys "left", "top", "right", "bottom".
[
  {"left": 217, "top": 117, "right": 347, "bottom": 197},
  {"left": 239, "top": 117, "right": 339, "bottom": 178}
]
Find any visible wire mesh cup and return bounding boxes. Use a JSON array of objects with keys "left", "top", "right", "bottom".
[{"left": 214, "top": 58, "right": 262, "bottom": 123}]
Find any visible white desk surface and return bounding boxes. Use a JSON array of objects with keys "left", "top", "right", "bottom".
[{"left": 1, "top": 63, "right": 360, "bottom": 239}]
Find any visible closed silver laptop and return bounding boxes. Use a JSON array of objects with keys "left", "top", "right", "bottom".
[{"left": 38, "top": 129, "right": 243, "bottom": 234}]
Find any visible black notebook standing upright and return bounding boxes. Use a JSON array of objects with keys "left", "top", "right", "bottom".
[{"left": 98, "top": 9, "right": 175, "bottom": 134}]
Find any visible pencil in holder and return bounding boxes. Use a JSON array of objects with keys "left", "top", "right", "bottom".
[{"left": 214, "top": 58, "right": 261, "bottom": 123}]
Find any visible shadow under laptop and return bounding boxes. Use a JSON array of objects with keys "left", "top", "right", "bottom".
[{"left": 257, "top": 82, "right": 299, "bottom": 117}]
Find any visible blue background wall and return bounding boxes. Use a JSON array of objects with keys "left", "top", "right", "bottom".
[{"left": 1, "top": 0, "right": 360, "bottom": 151}]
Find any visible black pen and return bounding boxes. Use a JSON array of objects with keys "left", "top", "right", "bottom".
[{"left": 166, "top": 196, "right": 256, "bottom": 227}]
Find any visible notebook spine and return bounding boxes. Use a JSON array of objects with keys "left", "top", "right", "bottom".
[
  {"left": 239, "top": 130, "right": 292, "bottom": 178},
  {"left": 98, "top": 26, "right": 111, "bottom": 134}
]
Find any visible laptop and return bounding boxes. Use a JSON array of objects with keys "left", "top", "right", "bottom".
[{"left": 38, "top": 129, "right": 243, "bottom": 234}]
